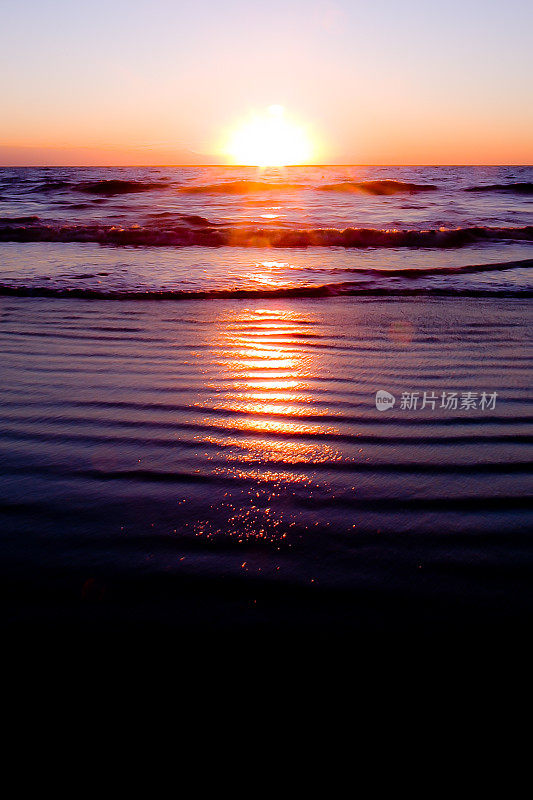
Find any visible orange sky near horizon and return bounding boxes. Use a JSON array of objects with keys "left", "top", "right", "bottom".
[{"left": 1, "top": 0, "right": 532, "bottom": 166}]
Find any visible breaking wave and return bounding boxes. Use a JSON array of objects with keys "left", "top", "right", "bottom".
[
  {"left": 319, "top": 180, "right": 438, "bottom": 194},
  {"left": 27, "top": 178, "right": 170, "bottom": 196},
  {"left": 179, "top": 179, "right": 305, "bottom": 194},
  {"left": 179, "top": 178, "right": 438, "bottom": 195},
  {"left": 1, "top": 280, "right": 530, "bottom": 300},
  {"left": 76, "top": 179, "right": 170, "bottom": 195},
  {"left": 1, "top": 218, "right": 532, "bottom": 248},
  {"left": 465, "top": 182, "right": 533, "bottom": 195},
  {"left": 325, "top": 258, "right": 533, "bottom": 277},
  {"left": 1, "top": 258, "right": 531, "bottom": 301}
]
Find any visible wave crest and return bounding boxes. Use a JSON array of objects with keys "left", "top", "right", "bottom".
[
  {"left": 1, "top": 218, "right": 532, "bottom": 249},
  {"left": 77, "top": 179, "right": 169, "bottom": 195},
  {"left": 1, "top": 281, "right": 530, "bottom": 301},
  {"left": 179, "top": 178, "right": 438, "bottom": 195},
  {"left": 179, "top": 180, "right": 305, "bottom": 194},
  {"left": 465, "top": 182, "right": 533, "bottom": 195},
  {"left": 319, "top": 180, "right": 438, "bottom": 194}
]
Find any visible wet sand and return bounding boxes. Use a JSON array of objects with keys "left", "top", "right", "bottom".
[{"left": 0, "top": 295, "right": 531, "bottom": 640}]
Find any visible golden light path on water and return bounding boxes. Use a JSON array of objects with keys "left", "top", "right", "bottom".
[{"left": 191, "top": 304, "right": 344, "bottom": 543}]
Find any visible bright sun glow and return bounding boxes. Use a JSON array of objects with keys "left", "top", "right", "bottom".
[{"left": 226, "top": 106, "right": 313, "bottom": 166}]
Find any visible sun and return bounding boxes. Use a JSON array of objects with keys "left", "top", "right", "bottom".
[{"left": 225, "top": 106, "right": 313, "bottom": 167}]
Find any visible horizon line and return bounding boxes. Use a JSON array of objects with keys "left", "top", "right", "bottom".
[{"left": 1, "top": 163, "right": 532, "bottom": 168}]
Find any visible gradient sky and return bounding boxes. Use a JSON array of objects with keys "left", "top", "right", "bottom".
[{"left": 1, "top": 0, "right": 532, "bottom": 165}]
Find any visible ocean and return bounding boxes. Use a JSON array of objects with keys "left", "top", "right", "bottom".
[{"left": 1, "top": 165, "right": 532, "bottom": 639}]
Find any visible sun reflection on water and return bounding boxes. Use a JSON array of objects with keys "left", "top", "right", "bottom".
[
  {"left": 206, "top": 306, "right": 335, "bottom": 440},
  {"left": 191, "top": 306, "right": 342, "bottom": 542}
]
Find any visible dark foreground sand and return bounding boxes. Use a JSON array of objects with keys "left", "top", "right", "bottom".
[{"left": 0, "top": 296, "right": 531, "bottom": 642}]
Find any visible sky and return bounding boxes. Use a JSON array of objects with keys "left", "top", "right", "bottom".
[{"left": 1, "top": 0, "right": 532, "bottom": 165}]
